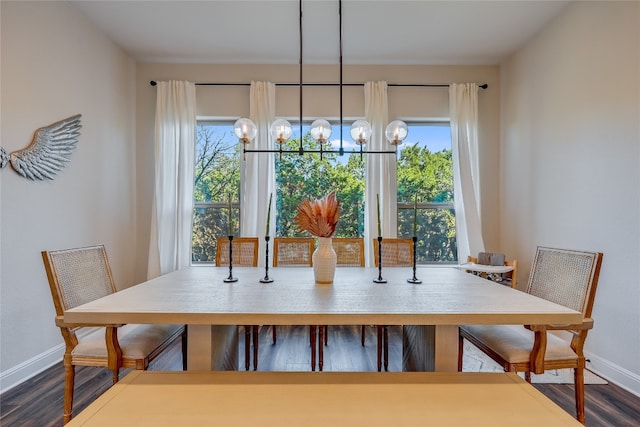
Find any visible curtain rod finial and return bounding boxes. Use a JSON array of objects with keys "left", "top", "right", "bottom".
[{"left": 150, "top": 80, "right": 157, "bottom": 86}]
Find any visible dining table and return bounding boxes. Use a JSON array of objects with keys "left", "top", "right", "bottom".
[{"left": 64, "top": 266, "right": 582, "bottom": 372}]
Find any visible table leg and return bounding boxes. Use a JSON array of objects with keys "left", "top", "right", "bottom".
[
  {"left": 402, "top": 325, "right": 458, "bottom": 372},
  {"left": 187, "top": 325, "right": 238, "bottom": 371},
  {"left": 435, "top": 325, "right": 458, "bottom": 372}
]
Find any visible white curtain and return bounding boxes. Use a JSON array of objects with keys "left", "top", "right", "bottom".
[
  {"left": 364, "top": 81, "right": 397, "bottom": 266},
  {"left": 147, "top": 80, "right": 197, "bottom": 279},
  {"left": 449, "top": 83, "right": 485, "bottom": 263},
  {"left": 240, "top": 81, "right": 276, "bottom": 266}
]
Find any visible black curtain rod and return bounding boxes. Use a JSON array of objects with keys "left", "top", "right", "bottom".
[{"left": 149, "top": 80, "right": 488, "bottom": 89}]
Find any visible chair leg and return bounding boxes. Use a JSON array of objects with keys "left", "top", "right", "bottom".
[
  {"left": 524, "top": 371, "right": 532, "bottom": 382},
  {"left": 319, "top": 326, "right": 324, "bottom": 371},
  {"left": 361, "top": 325, "right": 366, "bottom": 346},
  {"left": 457, "top": 335, "right": 464, "bottom": 371},
  {"left": 272, "top": 325, "right": 277, "bottom": 344},
  {"left": 310, "top": 325, "right": 317, "bottom": 371},
  {"left": 63, "top": 362, "right": 75, "bottom": 425},
  {"left": 244, "top": 325, "right": 251, "bottom": 371},
  {"left": 383, "top": 326, "right": 389, "bottom": 371},
  {"left": 575, "top": 367, "right": 586, "bottom": 424},
  {"left": 181, "top": 326, "right": 188, "bottom": 371},
  {"left": 324, "top": 325, "right": 328, "bottom": 346},
  {"left": 252, "top": 325, "right": 259, "bottom": 371},
  {"left": 376, "top": 325, "right": 383, "bottom": 372},
  {"left": 105, "top": 326, "right": 122, "bottom": 384}
]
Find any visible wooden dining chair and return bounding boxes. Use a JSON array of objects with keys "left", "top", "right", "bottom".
[
  {"left": 370, "top": 237, "right": 414, "bottom": 371},
  {"left": 373, "top": 237, "right": 413, "bottom": 268},
  {"left": 272, "top": 237, "right": 317, "bottom": 369},
  {"left": 216, "top": 236, "right": 259, "bottom": 267},
  {"left": 313, "top": 237, "right": 366, "bottom": 371},
  {"left": 459, "top": 247, "right": 603, "bottom": 424},
  {"left": 41, "top": 245, "right": 187, "bottom": 425},
  {"left": 333, "top": 237, "right": 365, "bottom": 267},
  {"left": 215, "top": 237, "right": 261, "bottom": 371},
  {"left": 467, "top": 253, "right": 518, "bottom": 289},
  {"left": 273, "top": 237, "right": 314, "bottom": 267}
]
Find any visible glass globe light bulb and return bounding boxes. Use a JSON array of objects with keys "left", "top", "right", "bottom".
[
  {"left": 233, "top": 118, "right": 257, "bottom": 144},
  {"left": 270, "top": 119, "right": 292, "bottom": 145},
  {"left": 350, "top": 120, "right": 372, "bottom": 145},
  {"left": 310, "top": 119, "right": 332, "bottom": 144},
  {"left": 385, "top": 120, "right": 408, "bottom": 146}
]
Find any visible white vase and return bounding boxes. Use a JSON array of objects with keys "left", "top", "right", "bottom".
[{"left": 312, "top": 237, "right": 337, "bottom": 284}]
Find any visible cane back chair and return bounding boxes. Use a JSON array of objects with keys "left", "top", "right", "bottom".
[
  {"left": 313, "top": 237, "right": 366, "bottom": 371},
  {"left": 459, "top": 247, "right": 603, "bottom": 424},
  {"left": 273, "top": 237, "right": 314, "bottom": 267},
  {"left": 272, "top": 237, "right": 318, "bottom": 369},
  {"left": 215, "top": 236, "right": 259, "bottom": 267},
  {"left": 42, "top": 245, "right": 186, "bottom": 424},
  {"left": 373, "top": 237, "right": 413, "bottom": 268},
  {"left": 371, "top": 238, "right": 414, "bottom": 371},
  {"left": 215, "top": 237, "right": 261, "bottom": 371}
]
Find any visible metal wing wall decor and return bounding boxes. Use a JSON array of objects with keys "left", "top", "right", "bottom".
[
  {"left": 0, "top": 147, "right": 8, "bottom": 169},
  {"left": 0, "top": 114, "right": 81, "bottom": 180}
]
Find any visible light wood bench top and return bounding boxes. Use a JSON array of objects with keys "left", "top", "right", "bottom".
[{"left": 67, "top": 371, "right": 581, "bottom": 426}]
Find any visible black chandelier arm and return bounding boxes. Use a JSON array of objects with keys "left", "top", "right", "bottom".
[{"left": 243, "top": 148, "right": 397, "bottom": 155}]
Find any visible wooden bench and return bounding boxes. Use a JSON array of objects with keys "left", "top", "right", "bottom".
[{"left": 67, "top": 371, "right": 581, "bottom": 426}]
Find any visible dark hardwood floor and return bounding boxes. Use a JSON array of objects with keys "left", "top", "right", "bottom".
[{"left": 2, "top": 325, "right": 639, "bottom": 426}]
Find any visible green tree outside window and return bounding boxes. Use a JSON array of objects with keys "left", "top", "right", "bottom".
[{"left": 191, "top": 122, "right": 456, "bottom": 263}]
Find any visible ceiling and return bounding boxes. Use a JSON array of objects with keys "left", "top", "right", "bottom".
[{"left": 68, "top": 0, "right": 570, "bottom": 65}]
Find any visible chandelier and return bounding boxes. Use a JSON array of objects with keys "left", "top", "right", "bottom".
[{"left": 234, "top": 0, "right": 407, "bottom": 158}]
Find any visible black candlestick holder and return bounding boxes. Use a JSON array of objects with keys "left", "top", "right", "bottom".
[
  {"left": 224, "top": 235, "right": 238, "bottom": 282},
  {"left": 407, "top": 236, "right": 422, "bottom": 284},
  {"left": 260, "top": 235, "right": 274, "bottom": 283},
  {"left": 373, "top": 236, "right": 387, "bottom": 283}
]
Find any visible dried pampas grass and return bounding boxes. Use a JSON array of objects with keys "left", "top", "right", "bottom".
[{"left": 294, "top": 191, "right": 341, "bottom": 237}]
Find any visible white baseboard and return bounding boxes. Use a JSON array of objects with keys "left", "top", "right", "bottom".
[
  {"left": 586, "top": 350, "right": 640, "bottom": 397},
  {"left": 0, "top": 343, "right": 64, "bottom": 395},
  {"left": 0, "top": 328, "right": 99, "bottom": 395}
]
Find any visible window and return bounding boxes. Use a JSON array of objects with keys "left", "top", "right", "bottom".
[
  {"left": 275, "top": 124, "right": 365, "bottom": 238},
  {"left": 192, "top": 122, "right": 240, "bottom": 263},
  {"left": 397, "top": 123, "right": 457, "bottom": 263},
  {"left": 191, "top": 120, "right": 456, "bottom": 264}
]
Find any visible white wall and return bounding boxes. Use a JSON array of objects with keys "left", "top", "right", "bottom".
[
  {"left": 0, "top": 1, "right": 137, "bottom": 392},
  {"left": 500, "top": 1, "right": 640, "bottom": 395}
]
